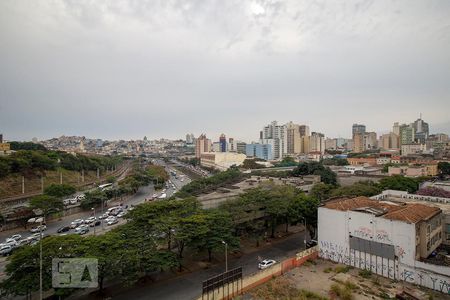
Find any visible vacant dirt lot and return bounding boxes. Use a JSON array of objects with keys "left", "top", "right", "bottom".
[{"left": 243, "top": 259, "right": 446, "bottom": 300}]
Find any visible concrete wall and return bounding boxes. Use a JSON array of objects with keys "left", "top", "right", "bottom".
[
  {"left": 196, "top": 247, "right": 318, "bottom": 300},
  {"left": 318, "top": 206, "right": 450, "bottom": 295}
]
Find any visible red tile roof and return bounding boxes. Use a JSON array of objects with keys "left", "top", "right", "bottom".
[{"left": 323, "top": 196, "right": 441, "bottom": 223}]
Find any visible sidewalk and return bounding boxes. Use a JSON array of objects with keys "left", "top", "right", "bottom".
[{"left": 69, "top": 226, "right": 307, "bottom": 300}]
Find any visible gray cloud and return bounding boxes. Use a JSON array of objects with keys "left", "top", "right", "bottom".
[{"left": 0, "top": 0, "right": 449, "bottom": 142}]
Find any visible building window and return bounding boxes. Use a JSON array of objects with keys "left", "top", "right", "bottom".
[{"left": 447, "top": 234, "right": 450, "bottom": 241}]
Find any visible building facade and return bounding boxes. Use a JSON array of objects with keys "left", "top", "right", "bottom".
[
  {"left": 245, "top": 143, "right": 273, "bottom": 161},
  {"left": 318, "top": 196, "right": 449, "bottom": 295},
  {"left": 261, "top": 121, "right": 287, "bottom": 160},
  {"left": 200, "top": 152, "right": 247, "bottom": 171},
  {"left": 195, "top": 134, "right": 211, "bottom": 158}
]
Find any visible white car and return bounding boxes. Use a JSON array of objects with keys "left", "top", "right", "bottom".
[
  {"left": 30, "top": 225, "right": 47, "bottom": 233},
  {"left": 30, "top": 232, "right": 45, "bottom": 240},
  {"left": 258, "top": 259, "right": 276, "bottom": 270},
  {"left": 0, "top": 245, "right": 13, "bottom": 256},
  {"left": 63, "top": 199, "right": 71, "bottom": 205},
  {"left": 9, "top": 234, "right": 22, "bottom": 241},
  {"left": 69, "top": 198, "right": 78, "bottom": 205},
  {"left": 75, "top": 225, "right": 89, "bottom": 235},
  {"left": 116, "top": 211, "right": 126, "bottom": 218},
  {"left": 99, "top": 213, "right": 109, "bottom": 219},
  {"left": 70, "top": 219, "right": 84, "bottom": 228},
  {"left": 4, "top": 240, "right": 18, "bottom": 248},
  {"left": 84, "top": 216, "right": 97, "bottom": 224},
  {"left": 106, "top": 217, "right": 118, "bottom": 226}
]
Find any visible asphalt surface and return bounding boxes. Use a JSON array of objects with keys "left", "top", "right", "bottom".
[{"left": 92, "top": 231, "right": 308, "bottom": 300}]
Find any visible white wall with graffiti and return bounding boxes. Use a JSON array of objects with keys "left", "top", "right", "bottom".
[{"left": 318, "top": 207, "right": 450, "bottom": 295}]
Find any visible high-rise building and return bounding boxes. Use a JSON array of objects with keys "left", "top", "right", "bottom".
[
  {"left": 399, "top": 124, "right": 415, "bottom": 145},
  {"left": 261, "top": 121, "right": 287, "bottom": 160},
  {"left": 299, "top": 125, "right": 310, "bottom": 137},
  {"left": 325, "top": 138, "right": 337, "bottom": 150},
  {"left": 286, "top": 121, "right": 301, "bottom": 154},
  {"left": 245, "top": 143, "right": 273, "bottom": 160},
  {"left": 212, "top": 142, "right": 221, "bottom": 152},
  {"left": 352, "top": 124, "right": 366, "bottom": 136},
  {"left": 219, "top": 134, "right": 227, "bottom": 152},
  {"left": 195, "top": 134, "right": 211, "bottom": 158},
  {"left": 364, "top": 132, "right": 378, "bottom": 150},
  {"left": 0, "top": 134, "right": 3, "bottom": 143},
  {"left": 393, "top": 122, "right": 400, "bottom": 136},
  {"left": 412, "top": 117, "right": 429, "bottom": 144},
  {"left": 380, "top": 133, "right": 400, "bottom": 150},
  {"left": 353, "top": 133, "right": 365, "bottom": 153},
  {"left": 236, "top": 141, "right": 247, "bottom": 154},
  {"left": 186, "top": 133, "right": 195, "bottom": 144},
  {"left": 310, "top": 132, "right": 325, "bottom": 154},
  {"left": 228, "top": 137, "right": 236, "bottom": 152}
]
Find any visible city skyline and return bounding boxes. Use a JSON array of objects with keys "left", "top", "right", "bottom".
[{"left": 1, "top": 1, "right": 450, "bottom": 141}]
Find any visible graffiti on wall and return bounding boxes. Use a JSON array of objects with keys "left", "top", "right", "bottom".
[
  {"left": 353, "top": 227, "right": 372, "bottom": 239},
  {"left": 375, "top": 230, "right": 392, "bottom": 243},
  {"left": 319, "top": 239, "right": 450, "bottom": 295}
]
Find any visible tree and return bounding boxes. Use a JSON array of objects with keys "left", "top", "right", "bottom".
[
  {"left": 416, "top": 187, "right": 450, "bottom": 198},
  {"left": 1, "top": 235, "right": 83, "bottom": 298},
  {"left": 378, "top": 175, "right": 419, "bottom": 193},
  {"left": 81, "top": 190, "right": 108, "bottom": 209},
  {"left": 0, "top": 158, "right": 10, "bottom": 178},
  {"left": 331, "top": 181, "right": 381, "bottom": 198},
  {"left": 241, "top": 159, "right": 265, "bottom": 169},
  {"left": 288, "top": 194, "right": 320, "bottom": 239},
  {"left": 44, "top": 183, "right": 76, "bottom": 198},
  {"left": 438, "top": 162, "right": 450, "bottom": 176},
  {"left": 291, "top": 162, "right": 338, "bottom": 185},
  {"left": 310, "top": 183, "right": 336, "bottom": 201},
  {"left": 29, "top": 194, "right": 63, "bottom": 217}
]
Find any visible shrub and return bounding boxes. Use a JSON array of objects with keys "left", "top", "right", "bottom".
[{"left": 358, "top": 269, "right": 372, "bottom": 279}]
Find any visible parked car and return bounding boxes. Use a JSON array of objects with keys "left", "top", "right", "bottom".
[
  {"left": 9, "top": 234, "right": 22, "bottom": 241},
  {"left": 116, "top": 211, "right": 126, "bottom": 218},
  {"left": 99, "top": 213, "right": 109, "bottom": 219},
  {"left": 76, "top": 194, "right": 85, "bottom": 201},
  {"left": 16, "top": 239, "right": 31, "bottom": 247},
  {"left": 30, "top": 232, "right": 45, "bottom": 240},
  {"left": 30, "top": 225, "right": 47, "bottom": 233},
  {"left": 0, "top": 245, "right": 13, "bottom": 256},
  {"left": 258, "top": 259, "right": 276, "bottom": 270},
  {"left": 57, "top": 226, "right": 71, "bottom": 233},
  {"left": 106, "top": 217, "right": 118, "bottom": 226},
  {"left": 70, "top": 219, "right": 84, "bottom": 228},
  {"left": 4, "top": 240, "right": 18, "bottom": 248},
  {"left": 63, "top": 199, "right": 71, "bottom": 205},
  {"left": 90, "top": 220, "right": 101, "bottom": 227},
  {"left": 306, "top": 240, "right": 317, "bottom": 249},
  {"left": 69, "top": 198, "right": 78, "bottom": 205}
]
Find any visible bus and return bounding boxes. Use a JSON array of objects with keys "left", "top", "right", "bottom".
[{"left": 98, "top": 183, "right": 113, "bottom": 191}]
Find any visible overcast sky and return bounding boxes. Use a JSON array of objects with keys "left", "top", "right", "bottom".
[{"left": 1, "top": 0, "right": 449, "bottom": 142}]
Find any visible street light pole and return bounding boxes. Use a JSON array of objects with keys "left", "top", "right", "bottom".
[
  {"left": 39, "top": 221, "right": 43, "bottom": 300},
  {"left": 91, "top": 207, "right": 96, "bottom": 235},
  {"left": 301, "top": 216, "right": 307, "bottom": 250},
  {"left": 222, "top": 241, "right": 228, "bottom": 272},
  {"left": 28, "top": 217, "right": 43, "bottom": 300}
]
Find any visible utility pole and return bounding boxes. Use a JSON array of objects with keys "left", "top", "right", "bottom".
[
  {"left": 60, "top": 171, "right": 63, "bottom": 184},
  {"left": 22, "top": 176, "right": 25, "bottom": 194},
  {"left": 97, "top": 168, "right": 100, "bottom": 179},
  {"left": 81, "top": 169, "right": 85, "bottom": 183},
  {"left": 222, "top": 241, "right": 228, "bottom": 272},
  {"left": 41, "top": 176, "right": 44, "bottom": 193}
]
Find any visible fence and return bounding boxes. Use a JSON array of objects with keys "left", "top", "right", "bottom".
[{"left": 196, "top": 246, "right": 318, "bottom": 300}]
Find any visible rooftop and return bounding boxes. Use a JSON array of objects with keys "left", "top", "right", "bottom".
[{"left": 323, "top": 196, "right": 441, "bottom": 224}]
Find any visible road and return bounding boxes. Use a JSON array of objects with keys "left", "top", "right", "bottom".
[
  {"left": 0, "top": 163, "right": 191, "bottom": 278},
  {"left": 80, "top": 231, "right": 308, "bottom": 300}
]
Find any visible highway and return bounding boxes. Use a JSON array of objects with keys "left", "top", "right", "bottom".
[{"left": 0, "top": 162, "right": 191, "bottom": 279}]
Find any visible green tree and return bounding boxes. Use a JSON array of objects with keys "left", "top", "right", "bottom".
[
  {"left": 331, "top": 181, "right": 381, "bottom": 197},
  {"left": 438, "top": 162, "right": 450, "bottom": 176},
  {"left": 81, "top": 190, "right": 108, "bottom": 209},
  {"left": 378, "top": 175, "right": 419, "bottom": 193},
  {"left": 288, "top": 194, "right": 320, "bottom": 238},
  {"left": 44, "top": 183, "right": 76, "bottom": 198},
  {"left": 310, "top": 183, "right": 336, "bottom": 201},
  {"left": 29, "top": 194, "right": 63, "bottom": 217}
]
